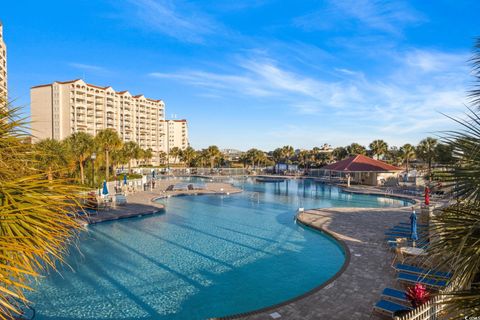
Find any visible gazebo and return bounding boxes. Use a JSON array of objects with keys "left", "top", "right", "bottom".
[{"left": 319, "top": 154, "right": 402, "bottom": 186}]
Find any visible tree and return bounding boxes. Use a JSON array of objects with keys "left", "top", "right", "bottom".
[
  {"left": 121, "top": 141, "right": 142, "bottom": 172},
  {"left": 94, "top": 129, "right": 123, "bottom": 181},
  {"left": 0, "top": 106, "right": 84, "bottom": 319},
  {"left": 332, "top": 147, "right": 348, "bottom": 161},
  {"left": 34, "top": 138, "right": 69, "bottom": 181},
  {"left": 157, "top": 151, "right": 167, "bottom": 166},
  {"left": 416, "top": 137, "right": 438, "bottom": 179},
  {"left": 272, "top": 148, "right": 283, "bottom": 173},
  {"left": 346, "top": 143, "right": 366, "bottom": 156},
  {"left": 369, "top": 139, "right": 388, "bottom": 159},
  {"left": 400, "top": 143, "right": 416, "bottom": 174},
  {"left": 205, "top": 146, "right": 222, "bottom": 168},
  {"left": 180, "top": 146, "right": 197, "bottom": 167},
  {"left": 297, "top": 150, "right": 310, "bottom": 172},
  {"left": 435, "top": 143, "right": 455, "bottom": 164},
  {"left": 142, "top": 148, "right": 153, "bottom": 165},
  {"left": 281, "top": 145, "right": 294, "bottom": 170},
  {"left": 169, "top": 147, "right": 181, "bottom": 164},
  {"left": 427, "top": 39, "right": 480, "bottom": 318},
  {"left": 65, "top": 132, "right": 94, "bottom": 184}
]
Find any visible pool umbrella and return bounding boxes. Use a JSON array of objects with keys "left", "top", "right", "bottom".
[
  {"left": 102, "top": 180, "right": 109, "bottom": 196},
  {"left": 410, "top": 209, "right": 418, "bottom": 246},
  {"left": 152, "top": 170, "right": 156, "bottom": 179},
  {"left": 123, "top": 174, "right": 127, "bottom": 186}
]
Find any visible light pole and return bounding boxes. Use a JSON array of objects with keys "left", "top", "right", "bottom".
[{"left": 91, "top": 152, "right": 97, "bottom": 188}]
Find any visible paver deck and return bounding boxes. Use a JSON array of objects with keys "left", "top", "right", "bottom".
[{"left": 231, "top": 205, "right": 416, "bottom": 320}]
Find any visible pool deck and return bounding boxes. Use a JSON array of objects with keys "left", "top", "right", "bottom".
[
  {"left": 82, "top": 180, "right": 242, "bottom": 225},
  {"left": 227, "top": 192, "right": 425, "bottom": 320}
]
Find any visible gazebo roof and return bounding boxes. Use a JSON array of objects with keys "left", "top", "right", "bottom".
[{"left": 321, "top": 154, "right": 402, "bottom": 172}]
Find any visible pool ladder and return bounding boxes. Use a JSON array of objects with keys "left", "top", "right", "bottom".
[{"left": 385, "top": 188, "right": 394, "bottom": 195}]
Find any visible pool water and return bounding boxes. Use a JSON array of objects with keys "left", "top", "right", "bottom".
[{"left": 26, "top": 178, "right": 408, "bottom": 319}]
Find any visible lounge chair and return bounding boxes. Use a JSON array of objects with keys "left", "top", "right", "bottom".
[
  {"left": 393, "top": 264, "right": 452, "bottom": 279},
  {"left": 381, "top": 288, "right": 409, "bottom": 305},
  {"left": 373, "top": 299, "right": 412, "bottom": 318},
  {"left": 397, "top": 272, "right": 449, "bottom": 289}
]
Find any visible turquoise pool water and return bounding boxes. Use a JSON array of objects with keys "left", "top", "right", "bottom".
[{"left": 26, "top": 178, "right": 409, "bottom": 319}]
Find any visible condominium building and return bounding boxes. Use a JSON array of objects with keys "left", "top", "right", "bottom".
[
  {"left": 30, "top": 79, "right": 189, "bottom": 165},
  {"left": 160, "top": 120, "right": 189, "bottom": 157},
  {"left": 0, "top": 21, "right": 7, "bottom": 101}
]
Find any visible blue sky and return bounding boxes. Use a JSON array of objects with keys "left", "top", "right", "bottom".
[{"left": 2, "top": 0, "right": 479, "bottom": 150}]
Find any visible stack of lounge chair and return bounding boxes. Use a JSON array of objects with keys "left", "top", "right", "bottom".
[{"left": 372, "top": 219, "right": 451, "bottom": 318}]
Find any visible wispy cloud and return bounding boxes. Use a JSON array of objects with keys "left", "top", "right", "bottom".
[
  {"left": 149, "top": 48, "right": 469, "bottom": 139},
  {"left": 294, "top": 0, "right": 425, "bottom": 36},
  {"left": 69, "top": 62, "right": 107, "bottom": 72},
  {"left": 118, "top": 0, "right": 221, "bottom": 43}
]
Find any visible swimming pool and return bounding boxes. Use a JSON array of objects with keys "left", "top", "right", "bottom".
[{"left": 26, "top": 178, "right": 409, "bottom": 319}]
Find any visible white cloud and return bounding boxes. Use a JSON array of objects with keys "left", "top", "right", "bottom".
[
  {"left": 149, "top": 48, "right": 469, "bottom": 139},
  {"left": 294, "top": 0, "right": 425, "bottom": 36},
  {"left": 121, "top": 0, "right": 220, "bottom": 43},
  {"left": 69, "top": 63, "right": 107, "bottom": 72}
]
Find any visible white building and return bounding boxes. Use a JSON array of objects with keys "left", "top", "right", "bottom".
[
  {"left": 0, "top": 21, "right": 7, "bottom": 101},
  {"left": 31, "top": 79, "right": 189, "bottom": 165}
]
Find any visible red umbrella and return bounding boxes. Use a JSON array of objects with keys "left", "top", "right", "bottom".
[{"left": 424, "top": 187, "right": 430, "bottom": 205}]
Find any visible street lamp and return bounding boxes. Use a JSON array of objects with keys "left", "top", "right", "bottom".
[{"left": 91, "top": 152, "right": 97, "bottom": 187}]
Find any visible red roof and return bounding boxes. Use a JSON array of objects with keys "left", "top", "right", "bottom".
[{"left": 321, "top": 154, "right": 401, "bottom": 172}]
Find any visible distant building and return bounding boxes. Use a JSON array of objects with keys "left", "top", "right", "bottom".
[
  {"left": 0, "top": 21, "right": 7, "bottom": 101},
  {"left": 222, "top": 149, "right": 244, "bottom": 161},
  {"left": 30, "top": 79, "right": 189, "bottom": 165},
  {"left": 160, "top": 119, "right": 189, "bottom": 158}
]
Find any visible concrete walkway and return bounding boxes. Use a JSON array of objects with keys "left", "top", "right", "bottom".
[{"left": 232, "top": 205, "right": 414, "bottom": 320}]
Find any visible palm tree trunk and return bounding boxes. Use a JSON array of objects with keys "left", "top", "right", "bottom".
[
  {"left": 406, "top": 158, "right": 409, "bottom": 175},
  {"left": 105, "top": 150, "right": 109, "bottom": 181},
  {"left": 79, "top": 160, "right": 85, "bottom": 185}
]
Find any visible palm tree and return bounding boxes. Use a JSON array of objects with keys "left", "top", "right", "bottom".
[
  {"left": 332, "top": 147, "right": 348, "bottom": 161},
  {"left": 121, "top": 141, "right": 141, "bottom": 172},
  {"left": 204, "top": 145, "right": 222, "bottom": 168},
  {"left": 142, "top": 148, "right": 153, "bottom": 166},
  {"left": 400, "top": 143, "right": 416, "bottom": 174},
  {"left": 346, "top": 143, "right": 366, "bottom": 156},
  {"left": 169, "top": 147, "right": 181, "bottom": 164},
  {"left": 369, "top": 139, "right": 388, "bottom": 159},
  {"left": 0, "top": 106, "right": 85, "bottom": 319},
  {"left": 417, "top": 137, "right": 438, "bottom": 180},
  {"left": 239, "top": 153, "right": 249, "bottom": 168},
  {"left": 427, "top": 38, "right": 480, "bottom": 318},
  {"left": 94, "top": 129, "right": 123, "bottom": 181},
  {"left": 272, "top": 148, "right": 283, "bottom": 173},
  {"left": 34, "top": 138, "right": 69, "bottom": 181},
  {"left": 297, "top": 150, "right": 310, "bottom": 173},
  {"left": 157, "top": 151, "right": 167, "bottom": 166},
  {"left": 65, "top": 132, "right": 94, "bottom": 184},
  {"left": 281, "top": 145, "right": 294, "bottom": 170},
  {"left": 180, "top": 146, "right": 196, "bottom": 167}
]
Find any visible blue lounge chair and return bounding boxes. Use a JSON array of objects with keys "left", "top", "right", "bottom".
[
  {"left": 397, "top": 272, "right": 448, "bottom": 289},
  {"left": 381, "top": 288, "right": 409, "bottom": 305},
  {"left": 394, "top": 264, "right": 452, "bottom": 279},
  {"left": 373, "top": 299, "right": 412, "bottom": 317}
]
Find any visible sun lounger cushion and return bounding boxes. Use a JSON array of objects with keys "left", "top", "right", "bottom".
[
  {"left": 394, "top": 264, "right": 452, "bottom": 279},
  {"left": 374, "top": 299, "right": 412, "bottom": 316},
  {"left": 381, "top": 288, "right": 408, "bottom": 304},
  {"left": 397, "top": 272, "right": 448, "bottom": 288}
]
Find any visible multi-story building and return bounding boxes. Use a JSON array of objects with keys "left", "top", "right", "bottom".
[
  {"left": 30, "top": 79, "right": 188, "bottom": 165},
  {"left": 0, "top": 21, "right": 7, "bottom": 101},
  {"left": 160, "top": 119, "right": 189, "bottom": 160}
]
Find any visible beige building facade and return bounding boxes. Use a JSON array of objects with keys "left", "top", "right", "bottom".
[
  {"left": 0, "top": 22, "right": 7, "bottom": 101},
  {"left": 160, "top": 120, "right": 189, "bottom": 159},
  {"left": 31, "top": 79, "right": 189, "bottom": 165}
]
